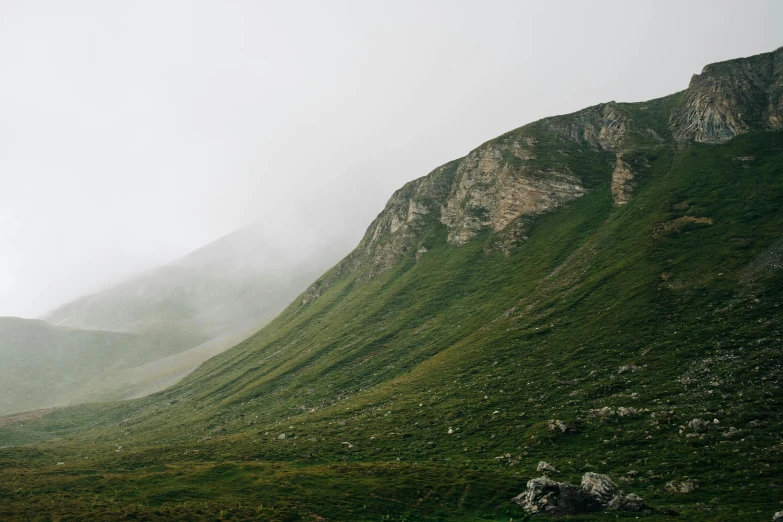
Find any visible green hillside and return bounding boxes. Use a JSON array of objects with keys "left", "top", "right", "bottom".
[{"left": 1, "top": 48, "right": 781, "bottom": 521}]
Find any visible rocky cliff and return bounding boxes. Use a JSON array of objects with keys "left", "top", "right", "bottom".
[
  {"left": 303, "top": 47, "right": 783, "bottom": 302},
  {"left": 671, "top": 46, "right": 783, "bottom": 143}
]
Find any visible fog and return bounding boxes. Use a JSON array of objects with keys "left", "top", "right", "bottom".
[{"left": 1, "top": 0, "right": 781, "bottom": 317}]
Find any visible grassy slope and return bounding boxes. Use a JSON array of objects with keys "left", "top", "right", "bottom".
[
  {"left": 0, "top": 122, "right": 781, "bottom": 520},
  {"left": 0, "top": 318, "right": 208, "bottom": 415}
]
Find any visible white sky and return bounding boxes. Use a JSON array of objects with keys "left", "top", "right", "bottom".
[{"left": 1, "top": 0, "right": 781, "bottom": 318}]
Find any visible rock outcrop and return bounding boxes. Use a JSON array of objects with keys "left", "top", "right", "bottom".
[
  {"left": 536, "top": 461, "right": 559, "bottom": 473},
  {"left": 672, "top": 46, "right": 783, "bottom": 143},
  {"left": 440, "top": 142, "right": 586, "bottom": 245},
  {"left": 513, "top": 472, "right": 651, "bottom": 516},
  {"left": 300, "top": 46, "right": 783, "bottom": 303},
  {"left": 513, "top": 476, "right": 601, "bottom": 516},
  {"left": 611, "top": 152, "right": 634, "bottom": 205}
]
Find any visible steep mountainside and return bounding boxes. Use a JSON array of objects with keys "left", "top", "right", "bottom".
[
  {"left": 1, "top": 47, "right": 782, "bottom": 521},
  {"left": 0, "top": 225, "right": 346, "bottom": 415}
]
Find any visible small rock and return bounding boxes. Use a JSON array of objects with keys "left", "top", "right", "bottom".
[
  {"left": 618, "top": 363, "right": 640, "bottom": 374},
  {"left": 537, "top": 461, "right": 559, "bottom": 473},
  {"left": 590, "top": 407, "right": 615, "bottom": 418},
  {"left": 581, "top": 472, "right": 620, "bottom": 504},
  {"left": 688, "top": 418, "right": 709, "bottom": 432},
  {"left": 448, "top": 427, "right": 454, "bottom": 434},
  {"left": 665, "top": 479, "right": 698, "bottom": 494},
  {"left": 607, "top": 492, "right": 647, "bottom": 512},
  {"left": 56, "top": 462, "right": 64, "bottom": 466},
  {"left": 278, "top": 433, "right": 286, "bottom": 440},
  {"left": 773, "top": 510, "right": 783, "bottom": 522},
  {"left": 546, "top": 419, "right": 574, "bottom": 433},
  {"left": 617, "top": 407, "right": 637, "bottom": 417}
]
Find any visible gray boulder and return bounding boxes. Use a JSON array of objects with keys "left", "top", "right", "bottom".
[
  {"left": 536, "top": 461, "right": 559, "bottom": 473},
  {"left": 773, "top": 511, "right": 783, "bottom": 522},
  {"left": 688, "top": 418, "right": 709, "bottom": 432},
  {"left": 514, "top": 472, "right": 650, "bottom": 516},
  {"left": 512, "top": 476, "right": 600, "bottom": 516},
  {"left": 581, "top": 472, "right": 620, "bottom": 504},
  {"left": 665, "top": 479, "right": 698, "bottom": 494},
  {"left": 607, "top": 493, "right": 647, "bottom": 512}
]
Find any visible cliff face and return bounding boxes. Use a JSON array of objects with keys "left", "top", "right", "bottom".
[
  {"left": 303, "top": 47, "right": 783, "bottom": 301},
  {"left": 671, "top": 47, "right": 783, "bottom": 143},
  {"left": 440, "top": 142, "right": 586, "bottom": 245}
]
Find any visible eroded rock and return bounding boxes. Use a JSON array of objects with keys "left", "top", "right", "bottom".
[
  {"left": 665, "top": 479, "right": 699, "bottom": 494},
  {"left": 581, "top": 472, "right": 620, "bottom": 505},
  {"left": 547, "top": 419, "right": 567, "bottom": 433},
  {"left": 514, "top": 472, "right": 651, "bottom": 516},
  {"left": 537, "top": 461, "right": 559, "bottom": 473},
  {"left": 440, "top": 143, "right": 586, "bottom": 245},
  {"left": 671, "top": 47, "right": 783, "bottom": 143},
  {"left": 512, "top": 476, "right": 600, "bottom": 516},
  {"left": 688, "top": 418, "right": 709, "bottom": 432},
  {"left": 611, "top": 152, "right": 634, "bottom": 205}
]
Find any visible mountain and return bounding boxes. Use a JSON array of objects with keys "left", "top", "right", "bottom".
[
  {"left": 44, "top": 223, "right": 331, "bottom": 337},
  {"left": 1, "top": 47, "right": 782, "bottom": 521},
  {"left": 0, "top": 224, "right": 347, "bottom": 415}
]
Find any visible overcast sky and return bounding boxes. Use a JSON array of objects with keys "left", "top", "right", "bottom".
[{"left": 1, "top": 0, "right": 781, "bottom": 318}]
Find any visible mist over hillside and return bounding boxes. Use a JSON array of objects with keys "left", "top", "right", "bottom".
[
  {"left": 0, "top": 224, "right": 351, "bottom": 415},
  {"left": 1, "top": 46, "right": 781, "bottom": 521}
]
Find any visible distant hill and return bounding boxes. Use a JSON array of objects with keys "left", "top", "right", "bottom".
[
  {"left": 0, "top": 317, "right": 190, "bottom": 413},
  {"left": 44, "top": 223, "right": 337, "bottom": 337},
  {"left": 0, "top": 224, "right": 348, "bottom": 415}
]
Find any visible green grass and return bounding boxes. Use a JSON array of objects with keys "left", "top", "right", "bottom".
[{"left": 0, "top": 117, "right": 781, "bottom": 520}]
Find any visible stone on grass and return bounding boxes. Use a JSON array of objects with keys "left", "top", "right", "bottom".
[
  {"left": 513, "top": 472, "right": 651, "bottom": 516},
  {"left": 665, "top": 479, "right": 698, "bottom": 494},
  {"left": 580, "top": 472, "right": 620, "bottom": 504},
  {"left": 687, "top": 418, "right": 709, "bottom": 432},
  {"left": 512, "top": 476, "right": 600, "bottom": 516},
  {"left": 546, "top": 419, "right": 576, "bottom": 433},
  {"left": 537, "top": 461, "right": 559, "bottom": 473}
]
